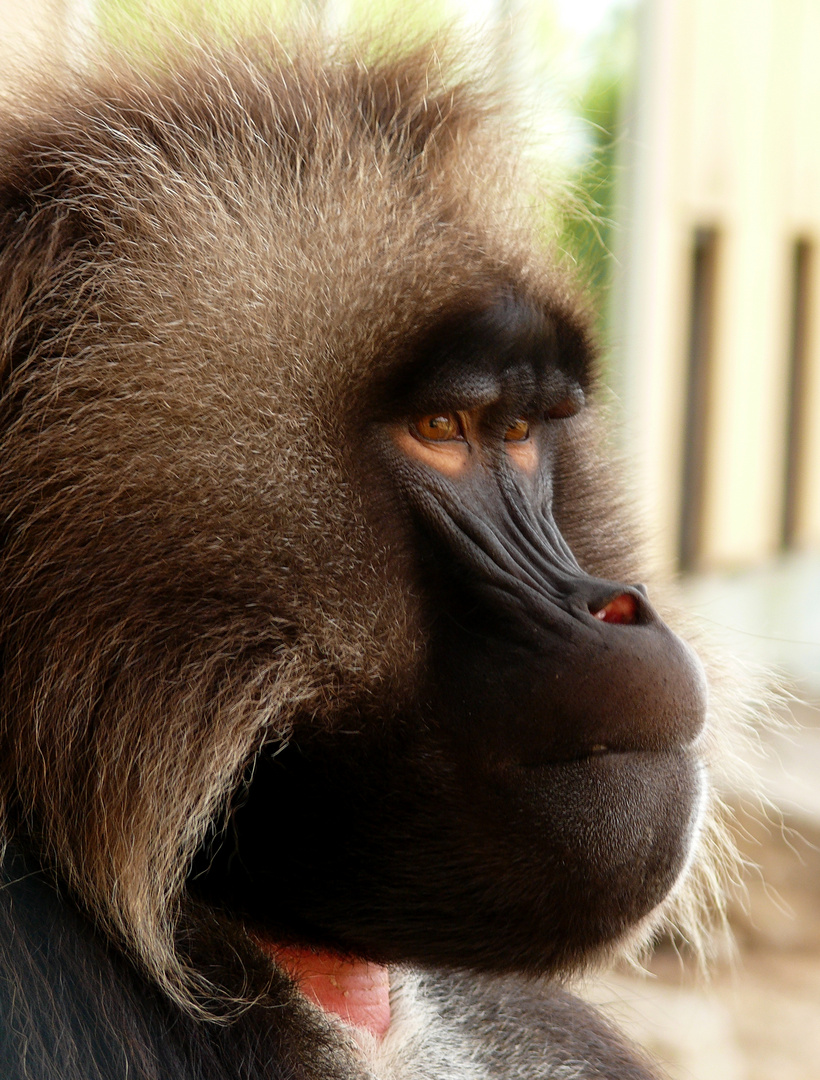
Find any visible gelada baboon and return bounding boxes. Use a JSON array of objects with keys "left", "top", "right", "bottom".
[{"left": 0, "top": 25, "right": 738, "bottom": 1080}]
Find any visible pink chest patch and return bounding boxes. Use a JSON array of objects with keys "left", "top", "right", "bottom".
[{"left": 259, "top": 943, "right": 391, "bottom": 1039}]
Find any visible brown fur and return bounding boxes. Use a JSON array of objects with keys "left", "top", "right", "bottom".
[{"left": 0, "top": 27, "right": 744, "bottom": 1027}]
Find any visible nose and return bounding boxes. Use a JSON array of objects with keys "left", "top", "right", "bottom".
[{"left": 590, "top": 591, "right": 639, "bottom": 625}]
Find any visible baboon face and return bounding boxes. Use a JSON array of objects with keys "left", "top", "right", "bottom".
[{"left": 192, "top": 295, "right": 707, "bottom": 976}]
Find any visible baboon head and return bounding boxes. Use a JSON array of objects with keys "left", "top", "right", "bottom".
[{"left": 0, "top": 32, "right": 726, "bottom": 1006}]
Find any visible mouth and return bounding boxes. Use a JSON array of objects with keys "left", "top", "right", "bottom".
[{"left": 190, "top": 740, "right": 706, "bottom": 986}]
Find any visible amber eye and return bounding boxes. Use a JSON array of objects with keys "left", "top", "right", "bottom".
[
  {"left": 412, "top": 413, "right": 463, "bottom": 442},
  {"left": 504, "top": 419, "right": 530, "bottom": 442}
]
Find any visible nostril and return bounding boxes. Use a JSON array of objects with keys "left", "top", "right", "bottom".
[{"left": 590, "top": 592, "right": 638, "bottom": 625}]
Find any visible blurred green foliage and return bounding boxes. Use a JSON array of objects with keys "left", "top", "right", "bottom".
[
  {"left": 558, "top": 6, "right": 636, "bottom": 329},
  {"left": 97, "top": 0, "right": 456, "bottom": 50}
]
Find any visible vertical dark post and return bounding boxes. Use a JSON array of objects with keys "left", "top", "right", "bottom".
[
  {"left": 781, "top": 238, "right": 813, "bottom": 550},
  {"left": 678, "top": 227, "right": 719, "bottom": 574}
]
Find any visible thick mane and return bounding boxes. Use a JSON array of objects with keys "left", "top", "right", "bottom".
[
  {"left": 0, "top": 31, "right": 747, "bottom": 1036},
  {"left": 0, "top": 33, "right": 534, "bottom": 1008}
]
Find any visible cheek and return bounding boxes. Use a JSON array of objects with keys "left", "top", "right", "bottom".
[{"left": 503, "top": 438, "right": 538, "bottom": 473}]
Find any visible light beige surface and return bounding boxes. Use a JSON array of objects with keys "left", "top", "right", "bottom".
[
  {"left": 616, "top": 0, "right": 820, "bottom": 572},
  {"left": 0, "top": 0, "right": 91, "bottom": 96}
]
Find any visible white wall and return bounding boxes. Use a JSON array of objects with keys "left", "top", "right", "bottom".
[{"left": 617, "top": 0, "right": 820, "bottom": 574}]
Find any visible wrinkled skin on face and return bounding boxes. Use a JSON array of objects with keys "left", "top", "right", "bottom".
[{"left": 192, "top": 295, "right": 707, "bottom": 977}]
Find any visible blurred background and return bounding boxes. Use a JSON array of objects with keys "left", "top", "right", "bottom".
[{"left": 2, "top": 0, "right": 819, "bottom": 1076}]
